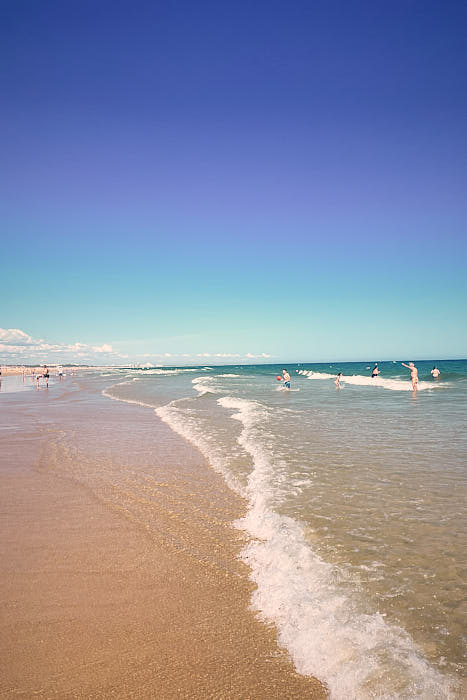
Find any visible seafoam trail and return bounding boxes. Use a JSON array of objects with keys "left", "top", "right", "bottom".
[{"left": 217, "top": 395, "right": 458, "bottom": 700}]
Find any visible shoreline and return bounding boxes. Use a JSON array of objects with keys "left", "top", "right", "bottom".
[
  {"left": 0, "top": 378, "right": 326, "bottom": 698},
  {"left": 0, "top": 366, "right": 82, "bottom": 377}
]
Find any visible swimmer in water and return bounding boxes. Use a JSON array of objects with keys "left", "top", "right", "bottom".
[
  {"left": 431, "top": 366, "right": 441, "bottom": 379},
  {"left": 335, "top": 372, "right": 343, "bottom": 389},
  {"left": 371, "top": 363, "right": 380, "bottom": 378},
  {"left": 402, "top": 362, "right": 418, "bottom": 390},
  {"left": 282, "top": 369, "right": 291, "bottom": 390}
]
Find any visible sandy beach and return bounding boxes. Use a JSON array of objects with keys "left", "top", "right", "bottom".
[{"left": 0, "top": 375, "right": 325, "bottom": 698}]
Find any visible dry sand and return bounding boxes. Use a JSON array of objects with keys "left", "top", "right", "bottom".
[{"left": 0, "top": 383, "right": 326, "bottom": 699}]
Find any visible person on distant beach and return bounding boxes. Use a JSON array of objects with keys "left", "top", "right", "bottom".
[
  {"left": 371, "top": 364, "right": 380, "bottom": 378},
  {"left": 43, "top": 365, "right": 49, "bottom": 388},
  {"left": 402, "top": 362, "right": 418, "bottom": 390},
  {"left": 282, "top": 369, "right": 291, "bottom": 390},
  {"left": 58, "top": 367, "right": 63, "bottom": 381},
  {"left": 431, "top": 366, "right": 441, "bottom": 379},
  {"left": 335, "top": 372, "right": 343, "bottom": 389}
]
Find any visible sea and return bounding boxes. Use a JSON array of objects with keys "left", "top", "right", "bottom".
[{"left": 4, "top": 360, "right": 466, "bottom": 698}]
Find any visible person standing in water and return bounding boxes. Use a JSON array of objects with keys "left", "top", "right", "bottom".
[
  {"left": 43, "top": 365, "right": 49, "bottom": 388},
  {"left": 371, "top": 363, "right": 380, "bottom": 378},
  {"left": 402, "top": 362, "right": 418, "bottom": 390},
  {"left": 335, "top": 372, "right": 343, "bottom": 389},
  {"left": 282, "top": 369, "right": 291, "bottom": 390},
  {"left": 431, "top": 366, "right": 441, "bottom": 379}
]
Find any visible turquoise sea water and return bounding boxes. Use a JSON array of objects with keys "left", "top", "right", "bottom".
[{"left": 102, "top": 359, "right": 466, "bottom": 698}]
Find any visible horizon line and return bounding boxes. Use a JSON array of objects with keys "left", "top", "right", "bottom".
[{"left": 2, "top": 357, "right": 466, "bottom": 369}]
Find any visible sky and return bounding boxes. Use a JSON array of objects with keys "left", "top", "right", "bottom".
[{"left": 1, "top": 0, "right": 466, "bottom": 365}]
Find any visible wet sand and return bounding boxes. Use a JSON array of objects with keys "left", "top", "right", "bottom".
[{"left": 0, "top": 380, "right": 326, "bottom": 698}]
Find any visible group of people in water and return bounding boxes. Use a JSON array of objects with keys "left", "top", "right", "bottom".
[
  {"left": 279, "top": 363, "right": 441, "bottom": 392},
  {"left": 336, "top": 362, "right": 440, "bottom": 391},
  {"left": 29, "top": 365, "right": 67, "bottom": 389},
  {"left": 336, "top": 362, "right": 441, "bottom": 391},
  {"left": 399, "top": 362, "right": 440, "bottom": 390}
]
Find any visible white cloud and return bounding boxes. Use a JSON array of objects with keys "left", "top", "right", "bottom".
[
  {"left": 93, "top": 344, "right": 113, "bottom": 353},
  {"left": 0, "top": 329, "right": 274, "bottom": 366},
  {"left": 0, "top": 328, "right": 36, "bottom": 346},
  {"left": 0, "top": 328, "right": 126, "bottom": 365},
  {"left": 212, "top": 353, "right": 240, "bottom": 358}
]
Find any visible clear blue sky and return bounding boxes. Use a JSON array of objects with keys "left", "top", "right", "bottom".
[{"left": 1, "top": 0, "right": 466, "bottom": 364}]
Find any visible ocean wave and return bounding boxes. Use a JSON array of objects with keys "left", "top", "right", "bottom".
[
  {"left": 133, "top": 368, "right": 199, "bottom": 375},
  {"left": 297, "top": 369, "right": 445, "bottom": 392},
  {"left": 297, "top": 369, "right": 335, "bottom": 380},
  {"left": 192, "top": 376, "right": 220, "bottom": 395},
  {"left": 340, "top": 374, "right": 439, "bottom": 392},
  {"left": 102, "top": 382, "right": 157, "bottom": 409},
  {"left": 217, "top": 396, "right": 457, "bottom": 700},
  {"left": 155, "top": 400, "right": 245, "bottom": 495}
]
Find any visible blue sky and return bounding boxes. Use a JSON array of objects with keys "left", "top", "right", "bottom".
[{"left": 1, "top": 0, "right": 466, "bottom": 365}]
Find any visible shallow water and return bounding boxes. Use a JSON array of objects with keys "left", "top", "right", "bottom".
[
  {"left": 0, "top": 374, "right": 38, "bottom": 394},
  {"left": 104, "top": 360, "right": 466, "bottom": 699}
]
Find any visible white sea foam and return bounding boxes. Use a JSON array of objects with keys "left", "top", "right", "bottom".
[
  {"left": 102, "top": 381, "right": 157, "bottom": 409},
  {"left": 298, "top": 369, "right": 335, "bottom": 380},
  {"left": 134, "top": 368, "right": 199, "bottom": 375},
  {"left": 155, "top": 400, "right": 245, "bottom": 495},
  {"left": 297, "top": 369, "right": 442, "bottom": 392},
  {"left": 102, "top": 379, "right": 132, "bottom": 393},
  {"left": 217, "top": 396, "right": 458, "bottom": 700},
  {"left": 217, "top": 373, "right": 242, "bottom": 378},
  {"left": 341, "top": 374, "right": 439, "bottom": 392},
  {"left": 192, "top": 376, "right": 220, "bottom": 395}
]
